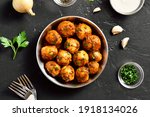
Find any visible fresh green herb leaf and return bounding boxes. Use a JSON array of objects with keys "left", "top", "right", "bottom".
[
  {"left": 12, "top": 36, "right": 18, "bottom": 44},
  {"left": 0, "top": 31, "right": 29, "bottom": 60},
  {"left": 20, "top": 41, "right": 29, "bottom": 48},
  {"left": 16, "top": 31, "right": 27, "bottom": 46},
  {"left": 0, "top": 37, "right": 12, "bottom": 48}
]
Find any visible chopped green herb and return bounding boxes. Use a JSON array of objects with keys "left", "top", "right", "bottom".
[
  {"left": 83, "top": 43, "right": 88, "bottom": 47},
  {"left": 55, "top": 66, "right": 59, "bottom": 71},
  {"left": 51, "top": 40, "right": 56, "bottom": 45},
  {"left": 92, "top": 55, "right": 95, "bottom": 60},
  {"left": 65, "top": 42, "right": 70, "bottom": 48},
  {"left": 76, "top": 61, "right": 82, "bottom": 66},
  {"left": 0, "top": 31, "right": 29, "bottom": 60},
  {"left": 76, "top": 28, "right": 82, "bottom": 32},
  {"left": 120, "top": 64, "right": 139, "bottom": 85}
]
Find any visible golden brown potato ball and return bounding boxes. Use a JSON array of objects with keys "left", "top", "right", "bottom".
[
  {"left": 88, "top": 51, "right": 102, "bottom": 62},
  {"left": 41, "top": 46, "right": 58, "bottom": 61},
  {"left": 76, "top": 67, "right": 89, "bottom": 83},
  {"left": 45, "top": 61, "right": 61, "bottom": 77},
  {"left": 73, "top": 50, "right": 89, "bottom": 67},
  {"left": 64, "top": 38, "right": 80, "bottom": 54},
  {"left": 57, "top": 21, "right": 75, "bottom": 37},
  {"left": 76, "top": 23, "right": 92, "bottom": 40},
  {"left": 88, "top": 61, "right": 99, "bottom": 74},
  {"left": 56, "top": 50, "right": 72, "bottom": 66},
  {"left": 45, "top": 30, "right": 62, "bottom": 45},
  {"left": 83, "top": 35, "right": 101, "bottom": 51},
  {"left": 60, "top": 65, "right": 75, "bottom": 82}
]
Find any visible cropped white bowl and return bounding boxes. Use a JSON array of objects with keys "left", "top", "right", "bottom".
[{"left": 110, "top": 0, "right": 145, "bottom": 15}]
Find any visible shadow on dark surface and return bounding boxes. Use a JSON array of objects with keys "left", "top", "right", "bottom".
[
  {"left": 0, "top": 85, "right": 20, "bottom": 100},
  {"left": 0, "top": 1, "right": 24, "bottom": 22}
]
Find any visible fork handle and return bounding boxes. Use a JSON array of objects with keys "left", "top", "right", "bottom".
[{"left": 27, "top": 94, "right": 36, "bottom": 100}]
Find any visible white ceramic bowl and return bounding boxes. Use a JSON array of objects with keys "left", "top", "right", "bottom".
[
  {"left": 36, "top": 16, "right": 108, "bottom": 88},
  {"left": 110, "top": 0, "right": 145, "bottom": 15}
]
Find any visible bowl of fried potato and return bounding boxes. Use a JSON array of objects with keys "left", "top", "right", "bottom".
[{"left": 36, "top": 16, "right": 108, "bottom": 88}]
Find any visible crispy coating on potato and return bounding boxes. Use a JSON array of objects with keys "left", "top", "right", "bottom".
[
  {"left": 41, "top": 46, "right": 58, "bottom": 61},
  {"left": 57, "top": 21, "right": 75, "bottom": 37},
  {"left": 76, "top": 23, "right": 92, "bottom": 40},
  {"left": 88, "top": 51, "right": 102, "bottom": 62},
  {"left": 60, "top": 65, "right": 75, "bottom": 82},
  {"left": 64, "top": 38, "right": 80, "bottom": 54},
  {"left": 45, "top": 61, "right": 61, "bottom": 77},
  {"left": 88, "top": 61, "right": 99, "bottom": 74},
  {"left": 45, "top": 30, "right": 62, "bottom": 45},
  {"left": 73, "top": 50, "right": 89, "bottom": 67},
  {"left": 40, "top": 20, "right": 104, "bottom": 84},
  {"left": 76, "top": 67, "right": 89, "bottom": 83},
  {"left": 57, "top": 50, "right": 72, "bottom": 66},
  {"left": 83, "top": 35, "right": 101, "bottom": 51}
]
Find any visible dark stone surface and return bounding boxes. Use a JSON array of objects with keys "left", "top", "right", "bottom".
[{"left": 0, "top": 0, "right": 150, "bottom": 100}]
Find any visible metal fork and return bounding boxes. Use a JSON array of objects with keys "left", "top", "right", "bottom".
[
  {"left": 17, "top": 74, "right": 37, "bottom": 99},
  {"left": 9, "top": 81, "right": 36, "bottom": 100}
]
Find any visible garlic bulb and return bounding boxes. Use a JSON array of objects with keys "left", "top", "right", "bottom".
[
  {"left": 121, "top": 37, "right": 130, "bottom": 49},
  {"left": 93, "top": 7, "right": 101, "bottom": 13},
  {"left": 12, "top": 0, "right": 35, "bottom": 16},
  {"left": 112, "top": 25, "right": 124, "bottom": 35}
]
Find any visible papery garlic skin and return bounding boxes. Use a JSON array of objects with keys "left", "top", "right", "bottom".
[
  {"left": 112, "top": 25, "right": 124, "bottom": 35},
  {"left": 121, "top": 37, "right": 129, "bottom": 49},
  {"left": 12, "top": 0, "right": 35, "bottom": 16}
]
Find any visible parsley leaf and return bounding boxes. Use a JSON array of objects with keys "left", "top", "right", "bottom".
[
  {"left": 0, "top": 37, "right": 12, "bottom": 47},
  {"left": 20, "top": 41, "right": 29, "bottom": 48},
  {"left": 15, "top": 31, "right": 27, "bottom": 46},
  {"left": 0, "top": 31, "right": 29, "bottom": 60}
]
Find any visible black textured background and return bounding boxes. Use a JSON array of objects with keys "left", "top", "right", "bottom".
[{"left": 0, "top": 0, "right": 150, "bottom": 100}]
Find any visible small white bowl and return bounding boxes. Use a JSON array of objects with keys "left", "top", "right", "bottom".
[
  {"left": 110, "top": 0, "right": 145, "bottom": 15},
  {"left": 118, "top": 62, "right": 144, "bottom": 89}
]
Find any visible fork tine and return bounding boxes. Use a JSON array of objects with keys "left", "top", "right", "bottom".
[
  {"left": 23, "top": 74, "right": 33, "bottom": 89},
  {"left": 12, "top": 81, "right": 24, "bottom": 89},
  {"left": 11, "top": 81, "right": 26, "bottom": 94},
  {"left": 18, "top": 75, "right": 31, "bottom": 89},
  {"left": 18, "top": 76, "right": 27, "bottom": 87},
  {"left": 8, "top": 86, "right": 25, "bottom": 99},
  {"left": 9, "top": 79, "right": 36, "bottom": 100},
  {"left": 8, "top": 85, "right": 25, "bottom": 99},
  {"left": 17, "top": 75, "right": 31, "bottom": 89}
]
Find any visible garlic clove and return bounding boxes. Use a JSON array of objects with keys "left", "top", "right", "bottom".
[
  {"left": 27, "top": 9, "right": 35, "bottom": 16},
  {"left": 93, "top": 7, "right": 101, "bottom": 13},
  {"left": 12, "top": 0, "right": 35, "bottom": 16},
  {"left": 112, "top": 25, "right": 124, "bottom": 35},
  {"left": 121, "top": 37, "right": 130, "bottom": 49}
]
